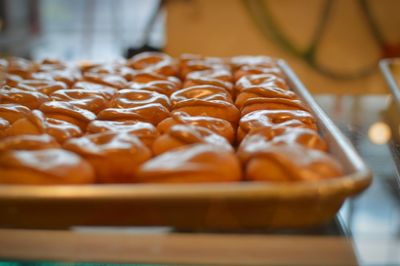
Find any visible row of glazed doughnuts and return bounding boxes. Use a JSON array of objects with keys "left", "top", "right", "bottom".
[{"left": 0, "top": 53, "right": 342, "bottom": 184}]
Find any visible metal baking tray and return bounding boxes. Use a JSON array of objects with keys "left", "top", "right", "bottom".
[
  {"left": 380, "top": 58, "right": 400, "bottom": 107},
  {"left": 0, "top": 61, "right": 372, "bottom": 229}
]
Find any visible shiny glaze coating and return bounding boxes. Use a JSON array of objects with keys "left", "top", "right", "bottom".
[
  {"left": 64, "top": 132, "right": 151, "bottom": 183},
  {"left": 136, "top": 144, "right": 241, "bottom": 183},
  {"left": 152, "top": 124, "right": 232, "bottom": 155},
  {"left": 0, "top": 103, "right": 32, "bottom": 124},
  {"left": 235, "top": 86, "right": 297, "bottom": 108},
  {"left": 157, "top": 112, "right": 235, "bottom": 143},
  {"left": 87, "top": 120, "right": 159, "bottom": 149},
  {"left": 6, "top": 110, "right": 82, "bottom": 143},
  {"left": 170, "top": 85, "right": 233, "bottom": 106},
  {"left": 40, "top": 101, "right": 97, "bottom": 130},
  {"left": 242, "top": 143, "right": 342, "bottom": 182},
  {"left": 172, "top": 99, "right": 240, "bottom": 126},
  {"left": 241, "top": 97, "right": 310, "bottom": 115},
  {"left": 0, "top": 86, "right": 49, "bottom": 109},
  {"left": 111, "top": 89, "right": 171, "bottom": 109},
  {"left": 97, "top": 103, "right": 170, "bottom": 125},
  {"left": 238, "top": 109, "right": 317, "bottom": 142},
  {"left": 0, "top": 148, "right": 95, "bottom": 184},
  {"left": 0, "top": 134, "right": 60, "bottom": 151}
]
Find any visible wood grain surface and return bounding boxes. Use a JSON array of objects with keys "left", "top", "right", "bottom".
[{"left": 0, "top": 229, "right": 357, "bottom": 265}]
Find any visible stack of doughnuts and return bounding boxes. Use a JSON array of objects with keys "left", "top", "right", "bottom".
[{"left": 0, "top": 53, "right": 342, "bottom": 184}]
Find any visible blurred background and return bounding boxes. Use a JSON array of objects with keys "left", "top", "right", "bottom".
[
  {"left": 1, "top": 1, "right": 400, "bottom": 265},
  {"left": 1, "top": 0, "right": 400, "bottom": 93},
  {"left": 0, "top": 0, "right": 400, "bottom": 93}
]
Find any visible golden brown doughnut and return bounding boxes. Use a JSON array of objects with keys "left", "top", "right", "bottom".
[
  {"left": 238, "top": 109, "right": 317, "bottom": 142},
  {"left": 235, "top": 86, "right": 297, "bottom": 108},
  {"left": 39, "top": 101, "right": 96, "bottom": 130},
  {"left": 186, "top": 68, "right": 233, "bottom": 83},
  {"left": 0, "top": 134, "right": 60, "bottom": 151},
  {"left": 238, "top": 128, "right": 328, "bottom": 162},
  {"left": 240, "top": 143, "right": 342, "bottom": 182},
  {"left": 0, "top": 86, "right": 49, "bottom": 109},
  {"left": 183, "top": 77, "right": 234, "bottom": 95},
  {"left": 235, "top": 74, "right": 289, "bottom": 93},
  {"left": 157, "top": 112, "right": 235, "bottom": 143},
  {"left": 234, "top": 66, "right": 284, "bottom": 81},
  {"left": 3, "top": 57, "right": 38, "bottom": 79},
  {"left": 136, "top": 144, "right": 241, "bottom": 183},
  {"left": 63, "top": 132, "right": 151, "bottom": 183},
  {"left": 6, "top": 110, "right": 82, "bottom": 143},
  {"left": 0, "top": 148, "right": 95, "bottom": 184},
  {"left": 86, "top": 120, "right": 158, "bottom": 149},
  {"left": 127, "top": 52, "right": 178, "bottom": 76},
  {"left": 111, "top": 89, "right": 171, "bottom": 109},
  {"left": 38, "top": 58, "right": 68, "bottom": 71},
  {"left": 152, "top": 124, "right": 233, "bottom": 155},
  {"left": 97, "top": 103, "right": 170, "bottom": 125},
  {"left": 0, "top": 118, "right": 10, "bottom": 138},
  {"left": 3, "top": 74, "right": 23, "bottom": 87},
  {"left": 17, "top": 79, "right": 68, "bottom": 95},
  {"left": 170, "top": 85, "right": 233, "bottom": 106},
  {"left": 0, "top": 103, "right": 32, "bottom": 124},
  {"left": 181, "top": 62, "right": 230, "bottom": 79},
  {"left": 172, "top": 99, "right": 240, "bottom": 126},
  {"left": 31, "top": 68, "right": 82, "bottom": 88},
  {"left": 82, "top": 72, "right": 128, "bottom": 89},
  {"left": 241, "top": 97, "right": 310, "bottom": 116},
  {"left": 50, "top": 89, "right": 109, "bottom": 114},
  {"left": 230, "top": 55, "right": 277, "bottom": 70},
  {"left": 73, "top": 81, "right": 117, "bottom": 100}
]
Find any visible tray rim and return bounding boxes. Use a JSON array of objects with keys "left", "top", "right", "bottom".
[
  {"left": 0, "top": 60, "right": 372, "bottom": 202},
  {"left": 380, "top": 58, "right": 400, "bottom": 104}
]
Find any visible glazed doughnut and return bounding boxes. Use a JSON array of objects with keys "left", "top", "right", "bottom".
[
  {"left": 3, "top": 57, "right": 38, "bottom": 79},
  {"left": 181, "top": 62, "right": 230, "bottom": 79},
  {"left": 0, "top": 86, "right": 49, "bottom": 109},
  {"left": 50, "top": 89, "right": 109, "bottom": 114},
  {"left": 230, "top": 55, "right": 277, "bottom": 70},
  {"left": 170, "top": 85, "right": 233, "bottom": 106},
  {"left": 235, "top": 86, "right": 297, "bottom": 108},
  {"left": 152, "top": 124, "right": 233, "bottom": 155},
  {"left": 3, "top": 74, "right": 23, "bottom": 87},
  {"left": 238, "top": 109, "right": 317, "bottom": 142},
  {"left": 240, "top": 143, "right": 342, "bottom": 182},
  {"left": 87, "top": 120, "right": 158, "bottom": 149},
  {"left": 0, "top": 103, "right": 32, "bottom": 124},
  {"left": 39, "top": 101, "right": 96, "bottom": 131},
  {"left": 235, "top": 74, "right": 289, "bottom": 93},
  {"left": 82, "top": 72, "right": 128, "bottom": 89},
  {"left": 63, "top": 132, "right": 151, "bottom": 183},
  {"left": 127, "top": 52, "right": 178, "bottom": 77},
  {"left": 17, "top": 79, "right": 68, "bottom": 95},
  {"left": 97, "top": 103, "right": 170, "bottom": 125},
  {"left": 0, "top": 148, "right": 95, "bottom": 184},
  {"left": 186, "top": 68, "right": 233, "bottom": 83},
  {"left": 234, "top": 66, "right": 284, "bottom": 81},
  {"left": 172, "top": 99, "right": 240, "bottom": 126},
  {"left": 136, "top": 144, "right": 241, "bottom": 183},
  {"left": 0, "top": 118, "right": 10, "bottom": 138},
  {"left": 38, "top": 58, "right": 68, "bottom": 71},
  {"left": 111, "top": 89, "right": 171, "bottom": 109},
  {"left": 6, "top": 110, "right": 82, "bottom": 143},
  {"left": 241, "top": 97, "right": 310, "bottom": 116},
  {"left": 183, "top": 77, "right": 234, "bottom": 95},
  {"left": 73, "top": 81, "right": 117, "bottom": 100},
  {"left": 0, "top": 134, "right": 60, "bottom": 151},
  {"left": 237, "top": 127, "right": 328, "bottom": 162},
  {"left": 32, "top": 68, "right": 82, "bottom": 88},
  {"left": 84, "top": 63, "right": 137, "bottom": 81},
  {"left": 157, "top": 112, "right": 235, "bottom": 143}
]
